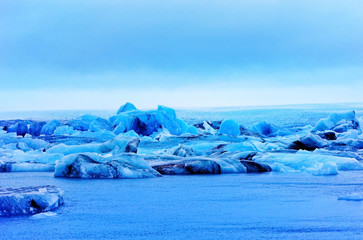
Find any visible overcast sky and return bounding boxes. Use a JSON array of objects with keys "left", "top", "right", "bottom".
[{"left": 1, "top": 0, "right": 362, "bottom": 110}]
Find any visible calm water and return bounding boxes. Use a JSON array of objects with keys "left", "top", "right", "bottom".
[{"left": 0, "top": 172, "right": 362, "bottom": 240}]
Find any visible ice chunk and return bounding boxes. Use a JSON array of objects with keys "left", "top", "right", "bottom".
[
  {"left": 40, "top": 120, "right": 62, "bottom": 135},
  {"left": 54, "top": 126, "right": 76, "bottom": 136},
  {"left": 0, "top": 185, "right": 64, "bottom": 216},
  {"left": 218, "top": 119, "right": 240, "bottom": 136},
  {"left": 47, "top": 136, "right": 140, "bottom": 155},
  {"left": 254, "top": 151, "right": 363, "bottom": 173},
  {"left": 88, "top": 118, "right": 112, "bottom": 132},
  {"left": 1, "top": 163, "right": 55, "bottom": 172},
  {"left": 153, "top": 159, "right": 221, "bottom": 175},
  {"left": 170, "top": 144, "right": 194, "bottom": 157},
  {"left": 150, "top": 156, "right": 246, "bottom": 175},
  {"left": 112, "top": 105, "right": 196, "bottom": 136},
  {"left": 113, "top": 123, "right": 127, "bottom": 135},
  {"left": 119, "top": 130, "right": 139, "bottom": 138},
  {"left": 187, "top": 126, "right": 199, "bottom": 135},
  {"left": 312, "top": 111, "right": 361, "bottom": 133},
  {"left": 54, "top": 153, "right": 160, "bottom": 179},
  {"left": 201, "top": 121, "right": 217, "bottom": 134},
  {"left": 289, "top": 134, "right": 328, "bottom": 150},
  {"left": 312, "top": 162, "right": 338, "bottom": 175},
  {"left": 117, "top": 102, "right": 137, "bottom": 114},
  {"left": 6, "top": 121, "right": 46, "bottom": 137},
  {"left": 338, "top": 193, "right": 363, "bottom": 201}
]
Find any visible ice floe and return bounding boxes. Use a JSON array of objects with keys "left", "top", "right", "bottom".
[{"left": 0, "top": 185, "right": 64, "bottom": 216}]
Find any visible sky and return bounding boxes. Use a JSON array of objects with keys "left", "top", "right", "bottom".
[{"left": 0, "top": 0, "right": 363, "bottom": 111}]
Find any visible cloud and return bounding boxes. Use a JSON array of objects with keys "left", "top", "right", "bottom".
[{"left": 0, "top": 0, "right": 362, "bottom": 109}]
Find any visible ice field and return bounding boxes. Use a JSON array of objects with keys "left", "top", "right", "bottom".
[{"left": 0, "top": 103, "right": 362, "bottom": 239}]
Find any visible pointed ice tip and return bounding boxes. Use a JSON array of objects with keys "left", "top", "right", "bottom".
[{"left": 117, "top": 102, "right": 137, "bottom": 114}]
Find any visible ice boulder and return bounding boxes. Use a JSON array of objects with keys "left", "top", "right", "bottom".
[
  {"left": 112, "top": 105, "right": 196, "bottom": 136},
  {"left": 54, "top": 153, "right": 160, "bottom": 179},
  {"left": 218, "top": 119, "right": 240, "bottom": 136},
  {"left": 88, "top": 118, "right": 112, "bottom": 132},
  {"left": 186, "top": 126, "right": 199, "bottom": 135},
  {"left": 0, "top": 185, "right": 64, "bottom": 216},
  {"left": 40, "top": 120, "right": 63, "bottom": 135},
  {"left": 170, "top": 144, "right": 194, "bottom": 157},
  {"left": 67, "top": 115, "right": 110, "bottom": 132},
  {"left": 54, "top": 126, "right": 76, "bottom": 136},
  {"left": 117, "top": 102, "right": 137, "bottom": 114},
  {"left": 289, "top": 134, "right": 328, "bottom": 150},
  {"left": 312, "top": 111, "right": 361, "bottom": 133},
  {"left": 6, "top": 121, "right": 46, "bottom": 137},
  {"left": 312, "top": 162, "right": 338, "bottom": 176}
]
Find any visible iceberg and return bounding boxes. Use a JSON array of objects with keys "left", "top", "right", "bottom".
[
  {"left": 312, "top": 162, "right": 338, "bottom": 176},
  {"left": 47, "top": 135, "right": 140, "bottom": 155},
  {"left": 218, "top": 119, "right": 240, "bottom": 136},
  {"left": 254, "top": 151, "right": 363, "bottom": 174},
  {"left": 5, "top": 120, "right": 46, "bottom": 137},
  {"left": 312, "top": 111, "right": 361, "bottom": 133},
  {"left": 289, "top": 134, "right": 328, "bottom": 150},
  {"left": 149, "top": 156, "right": 246, "bottom": 175},
  {"left": 54, "top": 126, "right": 76, "bottom": 136},
  {"left": 1, "top": 163, "right": 55, "bottom": 172},
  {"left": 116, "top": 102, "right": 137, "bottom": 114},
  {"left": 0, "top": 185, "right": 64, "bottom": 216},
  {"left": 40, "top": 120, "right": 63, "bottom": 135},
  {"left": 170, "top": 144, "right": 195, "bottom": 157},
  {"left": 153, "top": 159, "right": 221, "bottom": 175},
  {"left": 54, "top": 153, "right": 161, "bottom": 179}
]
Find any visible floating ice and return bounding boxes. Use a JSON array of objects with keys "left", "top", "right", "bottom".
[
  {"left": 289, "top": 134, "right": 329, "bottom": 150},
  {"left": 40, "top": 120, "right": 62, "bottom": 135},
  {"left": 116, "top": 102, "right": 137, "bottom": 114},
  {"left": 54, "top": 153, "right": 161, "bottom": 179},
  {"left": 312, "top": 111, "right": 361, "bottom": 133},
  {"left": 312, "top": 162, "right": 338, "bottom": 176},
  {"left": 0, "top": 185, "right": 64, "bottom": 216},
  {"left": 254, "top": 151, "right": 363, "bottom": 174},
  {"left": 170, "top": 144, "right": 195, "bottom": 157},
  {"left": 47, "top": 135, "right": 140, "bottom": 155},
  {"left": 338, "top": 193, "right": 363, "bottom": 201},
  {"left": 218, "top": 119, "right": 240, "bottom": 136},
  {"left": 54, "top": 126, "right": 76, "bottom": 136},
  {"left": 149, "top": 156, "right": 246, "bottom": 175}
]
